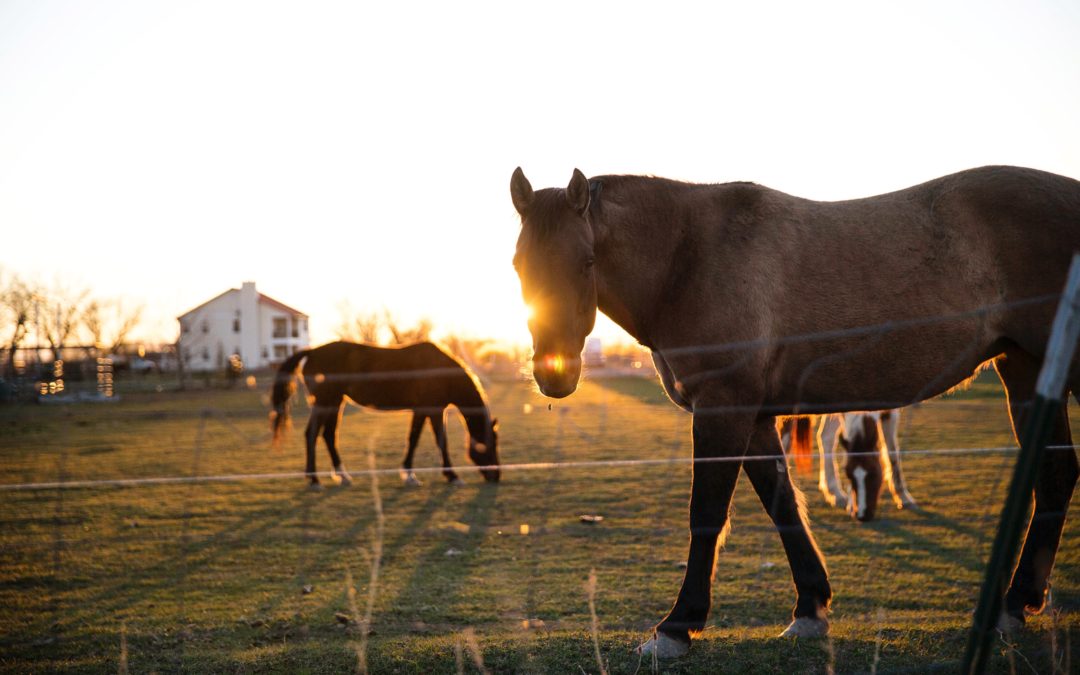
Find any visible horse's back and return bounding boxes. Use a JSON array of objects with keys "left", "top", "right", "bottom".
[
  {"left": 774, "top": 166, "right": 1080, "bottom": 326},
  {"left": 707, "top": 166, "right": 1080, "bottom": 409},
  {"left": 301, "top": 341, "right": 464, "bottom": 410}
]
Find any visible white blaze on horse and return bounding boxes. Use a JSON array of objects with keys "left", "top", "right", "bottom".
[{"left": 510, "top": 165, "right": 1080, "bottom": 658}]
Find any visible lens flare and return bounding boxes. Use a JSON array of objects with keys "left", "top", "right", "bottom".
[{"left": 543, "top": 354, "right": 565, "bottom": 374}]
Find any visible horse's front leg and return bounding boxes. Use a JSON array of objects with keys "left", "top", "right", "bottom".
[
  {"left": 816, "top": 414, "right": 848, "bottom": 509},
  {"left": 743, "top": 419, "right": 831, "bottom": 636},
  {"left": 639, "top": 406, "right": 755, "bottom": 658},
  {"left": 400, "top": 413, "right": 425, "bottom": 486},
  {"left": 430, "top": 411, "right": 462, "bottom": 485},
  {"left": 880, "top": 410, "right": 916, "bottom": 509}
]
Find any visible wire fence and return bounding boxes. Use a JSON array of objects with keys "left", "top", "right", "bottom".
[{"left": 2, "top": 293, "right": 1079, "bottom": 673}]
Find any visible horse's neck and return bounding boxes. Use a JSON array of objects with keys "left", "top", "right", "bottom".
[
  {"left": 452, "top": 378, "right": 488, "bottom": 432},
  {"left": 592, "top": 181, "right": 687, "bottom": 347},
  {"left": 461, "top": 407, "right": 489, "bottom": 440}
]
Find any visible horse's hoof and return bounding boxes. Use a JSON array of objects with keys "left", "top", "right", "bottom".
[
  {"left": 401, "top": 471, "right": 422, "bottom": 487},
  {"left": 780, "top": 617, "right": 829, "bottom": 638},
  {"left": 307, "top": 482, "right": 324, "bottom": 492},
  {"left": 821, "top": 490, "right": 848, "bottom": 509},
  {"left": 635, "top": 631, "right": 690, "bottom": 659},
  {"left": 448, "top": 477, "right": 464, "bottom": 486},
  {"left": 997, "top": 611, "right": 1024, "bottom": 633}
]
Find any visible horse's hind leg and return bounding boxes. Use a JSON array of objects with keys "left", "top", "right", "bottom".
[
  {"left": 304, "top": 410, "right": 323, "bottom": 487},
  {"left": 816, "top": 414, "right": 848, "bottom": 509},
  {"left": 400, "top": 413, "right": 425, "bottom": 486},
  {"left": 430, "top": 411, "right": 461, "bottom": 484},
  {"left": 994, "top": 350, "right": 1079, "bottom": 625},
  {"left": 321, "top": 403, "right": 351, "bottom": 486},
  {"left": 880, "top": 409, "right": 916, "bottom": 509},
  {"left": 744, "top": 419, "right": 831, "bottom": 637}
]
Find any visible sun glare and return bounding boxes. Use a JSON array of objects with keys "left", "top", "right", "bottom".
[{"left": 544, "top": 354, "right": 565, "bottom": 374}]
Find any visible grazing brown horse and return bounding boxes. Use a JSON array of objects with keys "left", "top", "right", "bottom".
[
  {"left": 271, "top": 341, "right": 500, "bottom": 486},
  {"left": 510, "top": 165, "right": 1080, "bottom": 657}
]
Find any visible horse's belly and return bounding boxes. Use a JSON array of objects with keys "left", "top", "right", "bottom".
[{"left": 769, "top": 328, "right": 1000, "bottom": 414}]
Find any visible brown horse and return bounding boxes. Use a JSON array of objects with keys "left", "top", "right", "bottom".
[
  {"left": 271, "top": 341, "right": 500, "bottom": 486},
  {"left": 510, "top": 165, "right": 1080, "bottom": 657}
]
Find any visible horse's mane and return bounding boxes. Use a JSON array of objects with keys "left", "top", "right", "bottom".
[
  {"left": 522, "top": 175, "right": 761, "bottom": 241},
  {"left": 430, "top": 340, "right": 488, "bottom": 409}
]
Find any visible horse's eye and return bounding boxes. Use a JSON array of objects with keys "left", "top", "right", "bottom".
[{"left": 583, "top": 257, "right": 595, "bottom": 273}]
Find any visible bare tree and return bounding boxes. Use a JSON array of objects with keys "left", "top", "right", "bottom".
[
  {"left": 39, "top": 282, "right": 89, "bottom": 360},
  {"left": 335, "top": 301, "right": 383, "bottom": 344},
  {"left": 0, "top": 272, "right": 36, "bottom": 378},
  {"left": 384, "top": 311, "right": 432, "bottom": 345},
  {"left": 81, "top": 298, "right": 143, "bottom": 356},
  {"left": 335, "top": 302, "right": 433, "bottom": 346}
]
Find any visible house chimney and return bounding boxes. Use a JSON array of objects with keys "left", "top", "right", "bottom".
[{"left": 239, "top": 282, "right": 259, "bottom": 368}]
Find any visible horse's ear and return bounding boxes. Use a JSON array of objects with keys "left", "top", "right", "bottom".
[
  {"left": 491, "top": 417, "right": 499, "bottom": 431},
  {"left": 510, "top": 167, "right": 534, "bottom": 217},
  {"left": 566, "top": 168, "right": 589, "bottom": 215}
]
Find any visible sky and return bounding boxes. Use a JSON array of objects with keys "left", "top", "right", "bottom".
[{"left": 2, "top": 0, "right": 1079, "bottom": 348}]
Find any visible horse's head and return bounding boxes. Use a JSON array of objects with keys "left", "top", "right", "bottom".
[
  {"left": 839, "top": 413, "right": 885, "bottom": 522},
  {"left": 466, "top": 415, "right": 500, "bottom": 482},
  {"left": 510, "top": 167, "right": 597, "bottom": 398}
]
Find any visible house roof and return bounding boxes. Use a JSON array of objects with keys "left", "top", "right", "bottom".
[
  {"left": 177, "top": 287, "right": 309, "bottom": 320},
  {"left": 258, "top": 293, "right": 308, "bottom": 317}
]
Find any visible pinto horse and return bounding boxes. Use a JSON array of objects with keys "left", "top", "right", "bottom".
[
  {"left": 828, "top": 411, "right": 915, "bottom": 521},
  {"left": 271, "top": 341, "right": 500, "bottom": 486},
  {"left": 782, "top": 411, "right": 916, "bottom": 521},
  {"left": 510, "top": 165, "right": 1080, "bottom": 657}
]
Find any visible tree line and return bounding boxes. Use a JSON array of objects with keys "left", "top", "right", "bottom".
[{"left": 0, "top": 268, "right": 142, "bottom": 378}]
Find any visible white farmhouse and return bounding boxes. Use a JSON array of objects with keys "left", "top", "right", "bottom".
[{"left": 177, "top": 282, "right": 309, "bottom": 371}]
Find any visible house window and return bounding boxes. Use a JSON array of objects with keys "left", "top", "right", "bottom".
[
  {"left": 233, "top": 318, "right": 240, "bottom": 333},
  {"left": 302, "top": 319, "right": 308, "bottom": 333},
  {"left": 261, "top": 347, "right": 268, "bottom": 359},
  {"left": 202, "top": 348, "right": 210, "bottom": 361},
  {"left": 202, "top": 321, "right": 209, "bottom": 334},
  {"left": 291, "top": 317, "right": 298, "bottom": 338},
  {"left": 272, "top": 317, "right": 287, "bottom": 338},
  {"left": 181, "top": 321, "right": 189, "bottom": 334},
  {"left": 274, "top": 345, "right": 288, "bottom": 359}
]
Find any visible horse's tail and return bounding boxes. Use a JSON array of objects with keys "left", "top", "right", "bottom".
[
  {"left": 270, "top": 349, "right": 311, "bottom": 447},
  {"left": 790, "top": 416, "right": 813, "bottom": 475}
]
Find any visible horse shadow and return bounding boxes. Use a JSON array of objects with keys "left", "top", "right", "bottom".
[{"left": 377, "top": 483, "right": 501, "bottom": 626}]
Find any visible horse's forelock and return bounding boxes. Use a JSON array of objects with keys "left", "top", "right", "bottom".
[{"left": 521, "top": 188, "right": 576, "bottom": 242}]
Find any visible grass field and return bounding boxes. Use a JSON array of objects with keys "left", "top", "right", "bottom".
[{"left": 1, "top": 371, "right": 1078, "bottom": 673}]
